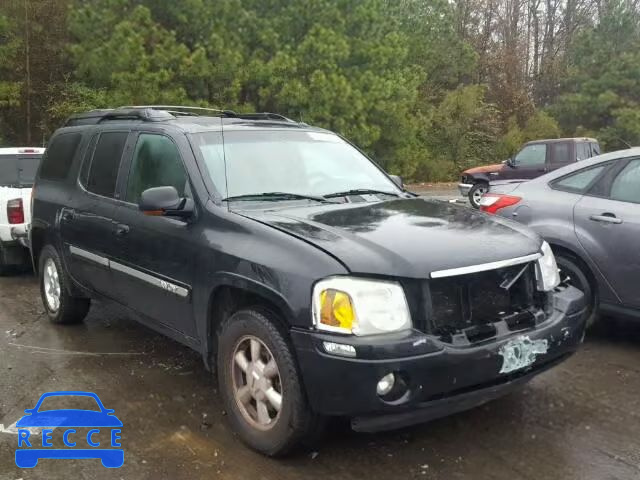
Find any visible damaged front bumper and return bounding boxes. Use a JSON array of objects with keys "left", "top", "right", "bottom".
[{"left": 291, "top": 285, "right": 586, "bottom": 432}]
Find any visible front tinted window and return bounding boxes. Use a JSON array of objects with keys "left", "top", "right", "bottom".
[
  {"left": 39, "top": 133, "right": 82, "bottom": 180},
  {"left": 514, "top": 144, "right": 546, "bottom": 167},
  {"left": 553, "top": 165, "right": 607, "bottom": 193},
  {"left": 193, "top": 130, "right": 399, "bottom": 199},
  {"left": 610, "top": 159, "right": 640, "bottom": 204},
  {"left": 86, "top": 132, "right": 128, "bottom": 197},
  {"left": 126, "top": 134, "right": 188, "bottom": 203}
]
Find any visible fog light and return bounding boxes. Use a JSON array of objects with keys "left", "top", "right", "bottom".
[
  {"left": 376, "top": 373, "right": 395, "bottom": 396},
  {"left": 322, "top": 341, "right": 356, "bottom": 358}
]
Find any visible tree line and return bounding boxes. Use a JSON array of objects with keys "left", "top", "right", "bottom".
[{"left": 1, "top": 0, "right": 639, "bottom": 181}]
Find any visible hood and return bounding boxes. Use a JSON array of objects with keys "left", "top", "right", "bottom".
[
  {"left": 463, "top": 163, "right": 504, "bottom": 175},
  {"left": 237, "top": 198, "right": 542, "bottom": 278}
]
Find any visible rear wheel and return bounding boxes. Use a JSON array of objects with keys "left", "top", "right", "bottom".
[
  {"left": 217, "top": 308, "right": 321, "bottom": 456},
  {"left": 39, "top": 245, "right": 90, "bottom": 324},
  {"left": 469, "top": 182, "right": 489, "bottom": 209},
  {"left": 555, "top": 253, "right": 599, "bottom": 328}
]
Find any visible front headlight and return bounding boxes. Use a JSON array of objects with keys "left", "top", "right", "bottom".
[
  {"left": 536, "top": 241, "right": 560, "bottom": 291},
  {"left": 312, "top": 277, "right": 412, "bottom": 335}
]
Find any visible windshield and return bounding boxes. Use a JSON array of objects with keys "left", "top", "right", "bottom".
[
  {"left": 36, "top": 394, "right": 101, "bottom": 412},
  {"left": 192, "top": 130, "right": 399, "bottom": 199},
  {"left": 0, "top": 155, "right": 42, "bottom": 187}
]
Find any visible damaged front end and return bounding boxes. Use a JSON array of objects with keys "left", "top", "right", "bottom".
[
  {"left": 291, "top": 247, "right": 587, "bottom": 432},
  {"left": 427, "top": 259, "right": 552, "bottom": 345}
]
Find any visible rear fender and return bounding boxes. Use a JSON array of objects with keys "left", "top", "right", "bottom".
[{"left": 531, "top": 223, "right": 619, "bottom": 304}]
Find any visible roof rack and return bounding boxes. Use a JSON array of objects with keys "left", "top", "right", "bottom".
[
  {"left": 64, "top": 108, "right": 174, "bottom": 126},
  {"left": 122, "top": 105, "right": 238, "bottom": 117},
  {"left": 64, "top": 106, "right": 298, "bottom": 127}
]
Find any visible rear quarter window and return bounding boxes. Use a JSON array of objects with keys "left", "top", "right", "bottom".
[
  {"left": 577, "top": 143, "right": 590, "bottom": 161},
  {"left": 39, "top": 133, "right": 83, "bottom": 180},
  {"left": 550, "top": 164, "right": 608, "bottom": 193}
]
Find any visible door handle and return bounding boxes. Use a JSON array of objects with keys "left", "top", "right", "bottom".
[
  {"left": 115, "top": 224, "right": 130, "bottom": 236},
  {"left": 61, "top": 210, "right": 75, "bottom": 221},
  {"left": 589, "top": 213, "right": 623, "bottom": 225}
]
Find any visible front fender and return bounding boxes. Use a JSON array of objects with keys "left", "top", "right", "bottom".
[
  {"left": 196, "top": 272, "right": 300, "bottom": 370},
  {"left": 468, "top": 172, "right": 492, "bottom": 184}
]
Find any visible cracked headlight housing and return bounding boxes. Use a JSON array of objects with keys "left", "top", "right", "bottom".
[
  {"left": 536, "top": 241, "right": 561, "bottom": 291},
  {"left": 312, "top": 277, "right": 412, "bottom": 335}
]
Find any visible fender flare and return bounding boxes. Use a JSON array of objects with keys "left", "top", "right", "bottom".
[{"left": 198, "top": 272, "right": 299, "bottom": 368}]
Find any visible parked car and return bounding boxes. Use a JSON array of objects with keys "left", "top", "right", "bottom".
[
  {"left": 0, "top": 147, "right": 45, "bottom": 274},
  {"left": 479, "top": 148, "right": 640, "bottom": 327},
  {"left": 459, "top": 138, "right": 600, "bottom": 208},
  {"left": 31, "top": 106, "right": 586, "bottom": 456}
]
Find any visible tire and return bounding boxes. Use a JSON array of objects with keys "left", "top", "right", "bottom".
[
  {"left": 556, "top": 253, "right": 599, "bottom": 328},
  {"left": 39, "top": 244, "right": 90, "bottom": 324},
  {"left": 217, "top": 308, "right": 321, "bottom": 456},
  {"left": 468, "top": 182, "right": 489, "bottom": 209}
]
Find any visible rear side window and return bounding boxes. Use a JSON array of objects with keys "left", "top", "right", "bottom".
[
  {"left": 577, "top": 143, "right": 590, "bottom": 161},
  {"left": 39, "top": 133, "right": 82, "bottom": 180},
  {"left": 85, "top": 132, "right": 128, "bottom": 197},
  {"left": 591, "top": 143, "right": 600, "bottom": 156},
  {"left": 610, "top": 159, "right": 640, "bottom": 204},
  {"left": 550, "top": 142, "right": 571, "bottom": 164},
  {"left": 552, "top": 165, "right": 607, "bottom": 193}
]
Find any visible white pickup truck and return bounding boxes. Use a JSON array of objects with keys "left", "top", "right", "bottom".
[{"left": 0, "top": 148, "right": 45, "bottom": 274}]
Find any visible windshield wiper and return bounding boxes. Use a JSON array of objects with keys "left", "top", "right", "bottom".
[
  {"left": 223, "top": 192, "right": 337, "bottom": 203},
  {"left": 323, "top": 188, "right": 400, "bottom": 198}
]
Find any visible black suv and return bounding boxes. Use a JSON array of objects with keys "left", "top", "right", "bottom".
[{"left": 31, "top": 106, "right": 587, "bottom": 456}]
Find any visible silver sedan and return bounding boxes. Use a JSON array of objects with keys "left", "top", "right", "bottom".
[{"left": 478, "top": 148, "right": 640, "bottom": 327}]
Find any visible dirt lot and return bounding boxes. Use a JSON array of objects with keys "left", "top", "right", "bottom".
[{"left": 1, "top": 189, "right": 639, "bottom": 480}]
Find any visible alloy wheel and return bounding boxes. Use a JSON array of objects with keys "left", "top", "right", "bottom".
[
  {"left": 231, "top": 335, "right": 283, "bottom": 430},
  {"left": 472, "top": 186, "right": 487, "bottom": 205},
  {"left": 43, "top": 258, "right": 61, "bottom": 312}
]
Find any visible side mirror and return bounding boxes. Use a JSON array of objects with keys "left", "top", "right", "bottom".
[
  {"left": 506, "top": 157, "right": 516, "bottom": 168},
  {"left": 389, "top": 175, "right": 404, "bottom": 189},
  {"left": 139, "top": 186, "right": 193, "bottom": 218}
]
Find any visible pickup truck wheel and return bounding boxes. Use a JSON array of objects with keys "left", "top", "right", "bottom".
[
  {"left": 556, "top": 254, "right": 599, "bottom": 328},
  {"left": 217, "top": 308, "right": 321, "bottom": 456},
  {"left": 469, "top": 182, "right": 489, "bottom": 209},
  {"left": 39, "top": 245, "right": 90, "bottom": 324}
]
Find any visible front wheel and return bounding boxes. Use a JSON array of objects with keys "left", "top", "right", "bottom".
[
  {"left": 556, "top": 254, "right": 599, "bottom": 328},
  {"left": 468, "top": 182, "right": 489, "bottom": 209},
  {"left": 39, "top": 245, "right": 90, "bottom": 324},
  {"left": 217, "top": 308, "right": 321, "bottom": 456}
]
